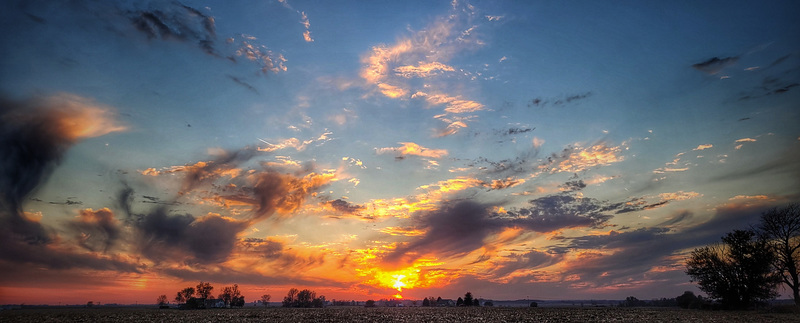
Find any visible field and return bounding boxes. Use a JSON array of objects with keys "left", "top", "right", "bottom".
[{"left": 2, "top": 306, "right": 800, "bottom": 322}]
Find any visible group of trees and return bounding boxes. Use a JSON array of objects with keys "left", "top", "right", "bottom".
[
  {"left": 419, "top": 292, "right": 482, "bottom": 307},
  {"left": 686, "top": 204, "right": 800, "bottom": 309},
  {"left": 616, "top": 292, "right": 704, "bottom": 309},
  {"left": 282, "top": 288, "right": 326, "bottom": 308},
  {"left": 156, "top": 281, "right": 245, "bottom": 309}
]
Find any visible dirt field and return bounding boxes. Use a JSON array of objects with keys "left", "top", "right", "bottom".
[{"left": 2, "top": 306, "right": 800, "bottom": 322}]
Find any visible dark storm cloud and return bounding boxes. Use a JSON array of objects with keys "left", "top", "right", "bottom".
[
  {"left": 385, "top": 201, "right": 499, "bottom": 264},
  {"left": 130, "top": 204, "right": 247, "bottom": 264},
  {"left": 692, "top": 56, "right": 739, "bottom": 74},
  {"left": 1, "top": 94, "right": 124, "bottom": 246},
  {"left": 385, "top": 192, "right": 621, "bottom": 264},
  {"left": 0, "top": 94, "right": 139, "bottom": 273},
  {"left": 0, "top": 96, "right": 77, "bottom": 223},
  {"left": 67, "top": 208, "right": 122, "bottom": 253}
]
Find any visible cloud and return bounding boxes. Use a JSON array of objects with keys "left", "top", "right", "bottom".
[
  {"left": 123, "top": 1, "right": 289, "bottom": 75},
  {"left": 484, "top": 177, "right": 525, "bottom": 190},
  {"left": 131, "top": 206, "right": 248, "bottom": 264},
  {"left": 67, "top": 208, "right": 122, "bottom": 253},
  {"left": 540, "top": 143, "right": 624, "bottom": 173},
  {"left": 257, "top": 131, "right": 333, "bottom": 152},
  {"left": 383, "top": 191, "right": 622, "bottom": 265},
  {"left": 128, "top": 2, "right": 217, "bottom": 55},
  {"left": 505, "top": 194, "right": 615, "bottom": 232},
  {"left": 527, "top": 92, "right": 593, "bottom": 108},
  {"left": 376, "top": 142, "right": 448, "bottom": 159},
  {"left": 692, "top": 56, "right": 739, "bottom": 75},
  {"left": 123, "top": 145, "right": 337, "bottom": 265},
  {"left": 359, "top": 3, "right": 486, "bottom": 135},
  {"left": 1, "top": 93, "right": 125, "bottom": 245},
  {"left": 488, "top": 249, "right": 563, "bottom": 278},
  {"left": 394, "top": 62, "right": 455, "bottom": 78},
  {"left": 693, "top": 144, "right": 712, "bottom": 151},
  {"left": 324, "top": 199, "right": 365, "bottom": 216},
  {"left": 385, "top": 200, "right": 499, "bottom": 264}
]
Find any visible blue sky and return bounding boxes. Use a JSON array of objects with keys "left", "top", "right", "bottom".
[{"left": 1, "top": 0, "right": 799, "bottom": 304}]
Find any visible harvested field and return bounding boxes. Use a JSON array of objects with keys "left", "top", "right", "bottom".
[{"left": 2, "top": 306, "right": 800, "bottom": 322}]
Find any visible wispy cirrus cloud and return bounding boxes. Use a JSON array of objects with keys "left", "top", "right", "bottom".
[{"left": 360, "top": 2, "right": 492, "bottom": 135}]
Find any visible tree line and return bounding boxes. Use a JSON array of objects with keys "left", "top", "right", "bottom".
[
  {"left": 685, "top": 203, "right": 800, "bottom": 309},
  {"left": 155, "top": 281, "right": 246, "bottom": 309}
]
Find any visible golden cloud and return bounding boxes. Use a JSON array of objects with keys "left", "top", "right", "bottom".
[{"left": 376, "top": 142, "right": 448, "bottom": 159}]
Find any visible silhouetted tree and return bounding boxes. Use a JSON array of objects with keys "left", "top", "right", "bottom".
[
  {"left": 422, "top": 297, "right": 430, "bottom": 307},
  {"left": 195, "top": 281, "right": 214, "bottom": 299},
  {"left": 283, "top": 288, "right": 299, "bottom": 307},
  {"left": 463, "top": 292, "right": 474, "bottom": 307},
  {"left": 297, "top": 289, "right": 315, "bottom": 308},
  {"left": 622, "top": 296, "right": 645, "bottom": 307},
  {"left": 365, "top": 299, "right": 376, "bottom": 307},
  {"left": 260, "top": 294, "right": 271, "bottom": 307},
  {"left": 686, "top": 229, "right": 780, "bottom": 309},
  {"left": 218, "top": 284, "right": 242, "bottom": 307},
  {"left": 175, "top": 287, "right": 195, "bottom": 304},
  {"left": 156, "top": 295, "right": 168, "bottom": 307},
  {"left": 676, "top": 291, "right": 701, "bottom": 309},
  {"left": 758, "top": 203, "right": 800, "bottom": 306},
  {"left": 456, "top": 297, "right": 464, "bottom": 306},
  {"left": 473, "top": 298, "right": 480, "bottom": 306},
  {"left": 530, "top": 301, "right": 538, "bottom": 307},
  {"left": 311, "top": 295, "right": 325, "bottom": 308},
  {"left": 483, "top": 300, "right": 494, "bottom": 306}
]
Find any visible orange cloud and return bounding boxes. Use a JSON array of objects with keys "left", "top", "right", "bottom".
[
  {"left": 376, "top": 142, "right": 448, "bottom": 159},
  {"left": 693, "top": 144, "right": 713, "bottom": 151}
]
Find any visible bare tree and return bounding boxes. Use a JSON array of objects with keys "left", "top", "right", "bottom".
[
  {"left": 195, "top": 281, "right": 214, "bottom": 299},
  {"left": 260, "top": 294, "right": 271, "bottom": 307},
  {"left": 156, "top": 295, "right": 168, "bottom": 307},
  {"left": 218, "top": 284, "right": 243, "bottom": 307},
  {"left": 758, "top": 203, "right": 800, "bottom": 305},
  {"left": 175, "top": 287, "right": 195, "bottom": 304}
]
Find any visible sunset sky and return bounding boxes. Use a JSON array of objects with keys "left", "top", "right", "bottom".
[{"left": 1, "top": 0, "right": 799, "bottom": 305}]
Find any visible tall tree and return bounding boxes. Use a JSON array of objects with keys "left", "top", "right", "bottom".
[
  {"left": 195, "top": 281, "right": 214, "bottom": 299},
  {"left": 686, "top": 229, "right": 780, "bottom": 309},
  {"left": 758, "top": 203, "right": 800, "bottom": 305},
  {"left": 463, "top": 292, "right": 474, "bottom": 307}
]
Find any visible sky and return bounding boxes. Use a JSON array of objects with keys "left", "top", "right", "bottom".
[{"left": 1, "top": 0, "right": 799, "bottom": 305}]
